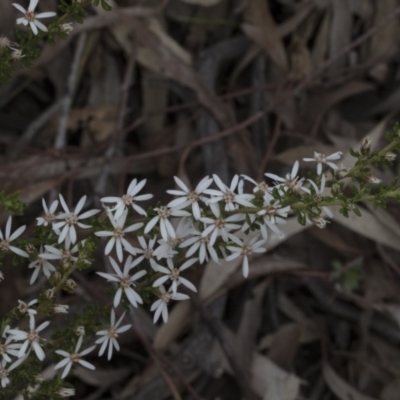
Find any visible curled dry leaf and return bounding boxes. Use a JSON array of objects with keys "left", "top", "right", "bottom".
[
  {"left": 241, "top": 0, "right": 288, "bottom": 72},
  {"left": 323, "top": 361, "right": 376, "bottom": 400}
]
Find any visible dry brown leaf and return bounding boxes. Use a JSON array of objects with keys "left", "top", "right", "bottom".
[
  {"left": 289, "top": 35, "right": 312, "bottom": 80},
  {"left": 331, "top": 208, "right": 400, "bottom": 252},
  {"left": 268, "top": 323, "right": 302, "bottom": 371},
  {"left": 323, "top": 361, "right": 377, "bottom": 400},
  {"left": 253, "top": 355, "right": 300, "bottom": 400},
  {"left": 237, "top": 281, "right": 269, "bottom": 379},
  {"left": 212, "top": 325, "right": 300, "bottom": 398},
  {"left": 258, "top": 320, "right": 321, "bottom": 351},
  {"left": 242, "top": 0, "right": 288, "bottom": 72}
]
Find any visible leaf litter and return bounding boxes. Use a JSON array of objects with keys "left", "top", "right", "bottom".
[{"left": 4, "top": 0, "right": 400, "bottom": 398}]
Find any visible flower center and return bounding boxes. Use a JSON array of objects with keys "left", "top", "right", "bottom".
[
  {"left": 120, "top": 276, "right": 131, "bottom": 288},
  {"left": 223, "top": 191, "right": 235, "bottom": 203},
  {"left": 0, "top": 344, "right": 6, "bottom": 355},
  {"left": 107, "top": 328, "right": 118, "bottom": 339},
  {"left": 70, "top": 353, "right": 81, "bottom": 363},
  {"left": 66, "top": 215, "right": 78, "bottom": 226},
  {"left": 188, "top": 191, "right": 199, "bottom": 201},
  {"left": 143, "top": 249, "right": 153, "bottom": 259},
  {"left": 215, "top": 218, "right": 225, "bottom": 229},
  {"left": 316, "top": 153, "right": 327, "bottom": 163},
  {"left": 18, "top": 302, "right": 28, "bottom": 313},
  {"left": 169, "top": 269, "right": 180, "bottom": 281},
  {"left": 265, "top": 205, "right": 277, "bottom": 216},
  {"left": 122, "top": 194, "right": 133, "bottom": 206},
  {"left": 28, "top": 330, "right": 39, "bottom": 343},
  {"left": 0, "top": 368, "right": 8, "bottom": 379},
  {"left": 200, "top": 236, "right": 209, "bottom": 244},
  {"left": 113, "top": 228, "right": 124, "bottom": 239},
  {"left": 0, "top": 240, "right": 10, "bottom": 251},
  {"left": 157, "top": 206, "right": 171, "bottom": 219},
  {"left": 161, "top": 292, "right": 172, "bottom": 304},
  {"left": 241, "top": 245, "right": 253, "bottom": 256},
  {"left": 44, "top": 212, "right": 55, "bottom": 224},
  {"left": 25, "top": 11, "right": 36, "bottom": 22}
]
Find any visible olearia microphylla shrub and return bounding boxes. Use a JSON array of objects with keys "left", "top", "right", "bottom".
[
  {"left": 1, "top": 125, "right": 400, "bottom": 397},
  {"left": 0, "top": 0, "right": 112, "bottom": 83}
]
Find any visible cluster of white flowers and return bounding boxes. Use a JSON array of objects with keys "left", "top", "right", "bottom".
[
  {"left": 0, "top": 151, "right": 348, "bottom": 392},
  {"left": 2, "top": 0, "right": 72, "bottom": 62}
]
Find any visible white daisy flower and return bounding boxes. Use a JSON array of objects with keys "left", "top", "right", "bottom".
[
  {"left": 152, "top": 258, "right": 198, "bottom": 295},
  {"left": 144, "top": 206, "right": 190, "bottom": 241},
  {"left": 36, "top": 198, "right": 58, "bottom": 227},
  {"left": 257, "top": 196, "right": 290, "bottom": 240},
  {"left": 151, "top": 285, "right": 189, "bottom": 324},
  {"left": 40, "top": 241, "right": 82, "bottom": 267},
  {"left": 95, "top": 310, "right": 131, "bottom": 361},
  {"left": 240, "top": 175, "right": 273, "bottom": 195},
  {"left": 28, "top": 245, "right": 56, "bottom": 284},
  {"left": 200, "top": 203, "right": 244, "bottom": 246},
  {"left": 127, "top": 236, "right": 162, "bottom": 271},
  {"left": 12, "top": 0, "right": 56, "bottom": 36},
  {"left": 167, "top": 176, "right": 213, "bottom": 220},
  {"left": 0, "top": 216, "right": 28, "bottom": 258},
  {"left": 97, "top": 256, "right": 146, "bottom": 308},
  {"left": 101, "top": 178, "right": 153, "bottom": 219},
  {"left": 153, "top": 218, "right": 194, "bottom": 260},
  {"left": 17, "top": 299, "right": 38, "bottom": 316},
  {"left": 308, "top": 174, "right": 333, "bottom": 218},
  {"left": 0, "top": 357, "right": 25, "bottom": 388},
  {"left": 53, "top": 195, "right": 99, "bottom": 245},
  {"left": 0, "top": 327, "right": 21, "bottom": 364},
  {"left": 265, "top": 161, "right": 307, "bottom": 193},
  {"left": 225, "top": 236, "right": 267, "bottom": 278},
  {"left": 95, "top": 210, "right": 143, "bottom": 262},
  {"left": 54, "top": 335, "right": 96, "bottom": 379},
  {"left": 179, "top": 230, "right": 219, "bottom": 264},
  {"left": 303, "top": 151, "right": 343, "bottom": 175},
  {"left": 207, "top": 174, "right": 255, "bottom": 212},
  {"left": 8, "top": 315, "right": 50, "bottom": 361}
]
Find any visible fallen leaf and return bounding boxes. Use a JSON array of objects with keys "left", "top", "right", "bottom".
[
  {"left": 242, "top": 0, "right": 288, "bottom": 72},
  {"left": 323, "top": 361, "right": 377, "bottom": 400}
]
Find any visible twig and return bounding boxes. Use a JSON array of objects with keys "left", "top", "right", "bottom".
[
  {"left": 55, "top": 33, "right": 87, "bottom": 149},
  {"left": 178, "top": 111, "right": 265, "bottom": 177}
]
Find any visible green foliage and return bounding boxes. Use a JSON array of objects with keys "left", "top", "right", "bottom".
[{"left": 0, "top": 191, "right": 25, "bottom": 215}]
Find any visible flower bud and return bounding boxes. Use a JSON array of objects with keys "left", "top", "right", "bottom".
[
  {"left": 361, "top": 135, "right": 372, "bottom": 153},
  {"left": 384, "top": 152, "right": 396, "bottom": 162},
  {"left": 366, "top": 175, "right": 381, "bottom": 184},
  {"left": 65, "top": 279, "right": 77, "bottom": 291},
  {"left": 75, "top": 326, "right": 85, "bottom": 336},
  {"left": 54, "top": 304, "right": 69, "bottom": 314},
  {"left": 45, "top": 288, "right": 55, "bottom": 299}
]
